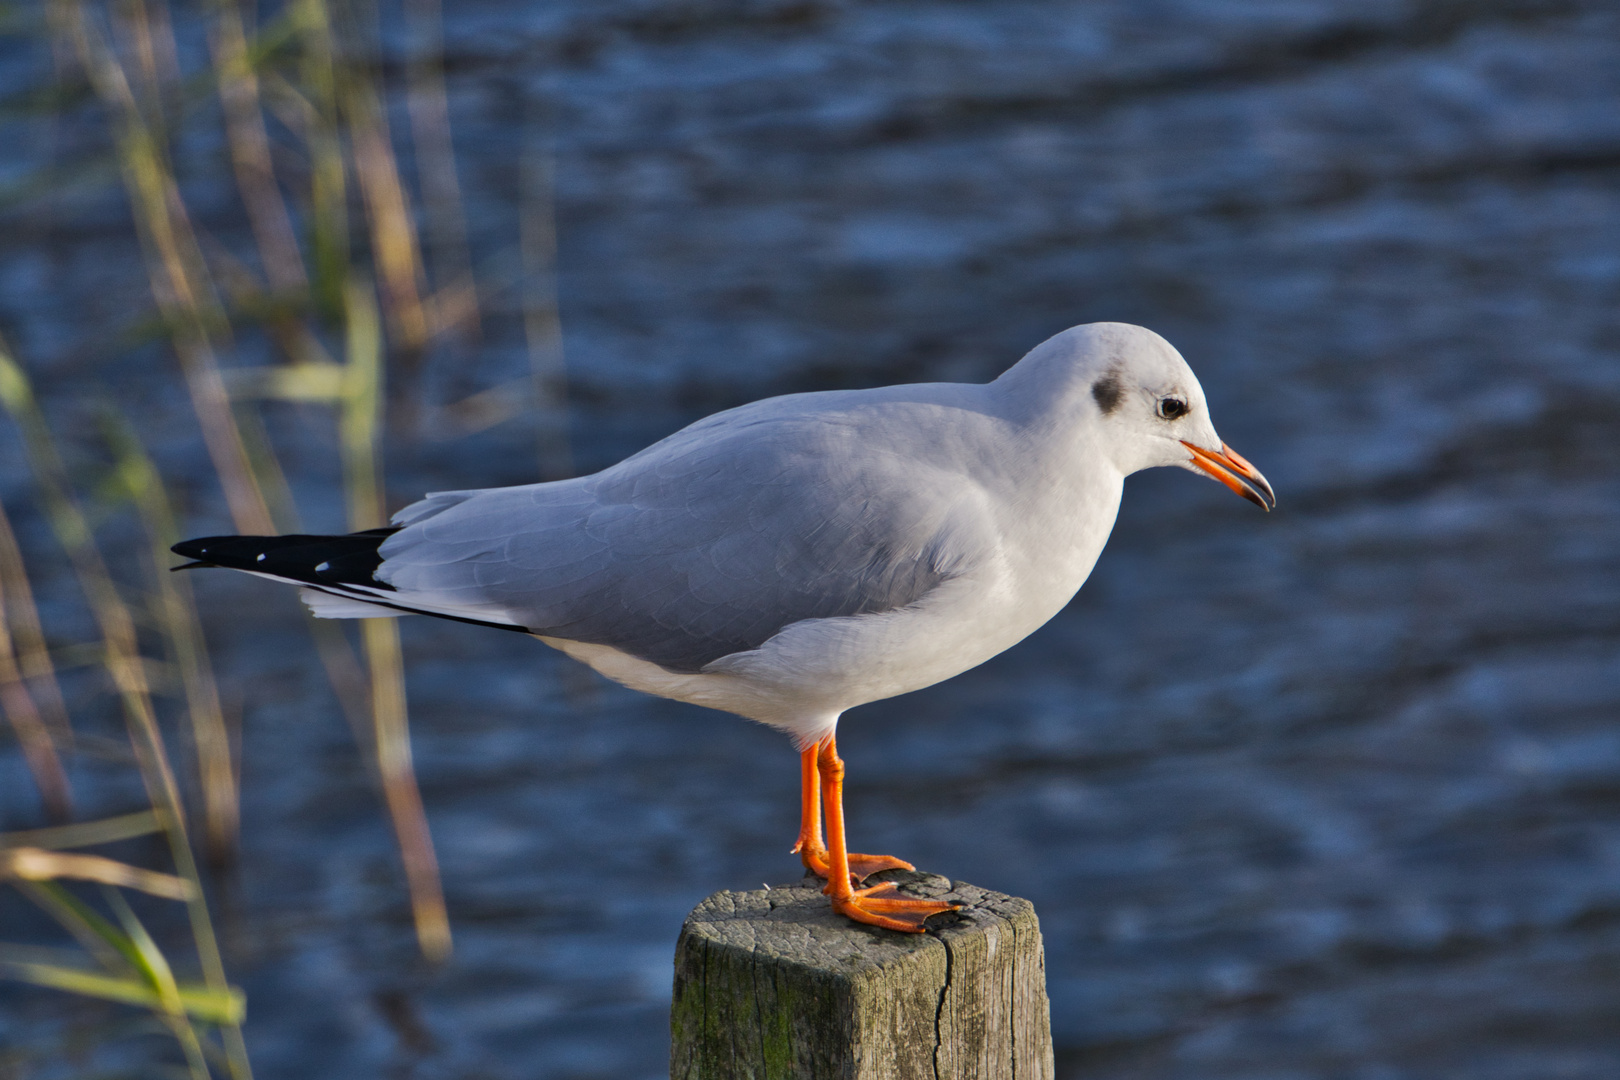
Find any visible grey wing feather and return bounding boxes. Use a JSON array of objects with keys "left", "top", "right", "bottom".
[
  {"left": 389, "top": 489, "right": 481, "bottom": 526},
  {"left": 378, "top": 409, "right": 984, "bottom": 672}
]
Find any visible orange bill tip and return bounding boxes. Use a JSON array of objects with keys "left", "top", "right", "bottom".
[{"left": 1181, "top": 441, "right": 1276, "bottom": 511}]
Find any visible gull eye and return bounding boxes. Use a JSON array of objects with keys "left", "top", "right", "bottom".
[{"left": 1157, "top": 396, "right": 1189, "bottom": 420}]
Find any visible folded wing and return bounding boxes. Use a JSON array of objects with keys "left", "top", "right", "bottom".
[{"left": 379, "top": 410, "right": 985, "bottom": 672}]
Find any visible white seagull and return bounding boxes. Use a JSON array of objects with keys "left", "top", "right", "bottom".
[{"left": 175, "top": 322, "right": 1273, "bottom": 932}]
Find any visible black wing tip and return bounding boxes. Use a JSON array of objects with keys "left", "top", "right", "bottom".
[
  {"left": 169, "top": 532, "right": 399, "bottom": 591},
  {"left": 172, "top": 532, "right": 536, "bottom": 639},
  {"left": 172, "top": 531, "right": 399, "bottom": 557},
  {"left": 171, "top": 535, "right": 245, "bottom": 561}
]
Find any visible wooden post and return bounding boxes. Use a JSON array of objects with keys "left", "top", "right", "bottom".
[{"left": 670, "top": 870, "right": 1054, "bottom": 1079}]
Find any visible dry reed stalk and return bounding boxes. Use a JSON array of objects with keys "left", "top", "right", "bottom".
[
  {"left": 0, "top": 657, "right": 72, "bottom": 823},
  {"left": 231, "top": 3, "right": 445, "bottom": 930},
  {"left": 0, "top": 810, "right": 161, "bottom": 850},
  {"left": 207, "top": 0, "right": 400, "bottom": 831},
  {"left": 209, "top": 0, "right": 307, "bottom": 297},
  {"left": 335, "top": 7, "right": 429, "bottom": 374},
  {"left": 103, "top": 414, "right": 240, "bottom": 867},
  {"left": 0, "top": 515, "right": 73, "bottom": 749},
  {"left": 0, "top": 493, "right": 75, "bottom": 814},
  {"left": 214, "top": 277, "right": 447, "bottom": 961},
  {"left": 0, "top": 508, "right": 73, "bottom": 822},
  {"left": 53, "top": 0, "right": 276, "bottom": 538},
  {"left": 344, "top": 276, "right": 451, "bottom": 963},
  {"left": 404, "top": 0, "right": 480, "bottom": 341},
  {"left": 213, "top": 287, "right": 445, "bottom": 956},
  {"left": 109, "top": 0, "right": 168, "bottom": 133},
  {"left": 1, "top": 846, "right": 194, "bottom": 900}
]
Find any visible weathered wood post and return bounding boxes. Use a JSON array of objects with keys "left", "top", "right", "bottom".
[{"left": 670, "top": 870, "right": 1054, "bottom": 1079}]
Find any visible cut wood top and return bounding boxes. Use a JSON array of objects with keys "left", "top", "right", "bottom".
[{"left": 681, "top": 870, "right": 1033, "bottom": 971}]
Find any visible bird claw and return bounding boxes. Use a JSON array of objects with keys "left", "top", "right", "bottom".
[{"left": 830, "top": 882, "right": 960, "bottom": 933}]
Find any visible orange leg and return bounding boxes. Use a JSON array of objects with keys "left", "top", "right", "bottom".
[
  {"left": 792, "top": 742, "right": 913, "bottom": 883},
  {"left": 791, "top": 743, "right": 827, "bottom": 866},
  {"left": 816, "top": 735, "right": 959, "bottom": 933}
]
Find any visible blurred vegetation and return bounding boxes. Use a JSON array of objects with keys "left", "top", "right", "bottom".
[{"left": 0, "top": 0, "right": 527, "bottom": 1072}]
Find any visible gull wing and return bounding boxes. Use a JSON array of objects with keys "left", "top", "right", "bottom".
[{"left": 378, "top": 404, "right": 991, "bottom": 673}]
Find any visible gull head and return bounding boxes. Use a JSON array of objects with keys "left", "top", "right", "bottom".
[{"left": 1008, "top": 322, "right": 1276, "bottom": 510}]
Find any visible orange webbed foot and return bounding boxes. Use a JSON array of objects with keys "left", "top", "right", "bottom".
[
  {"left": 797, "top": 845, "right": 914, "bottom": 884},
  {"left": 847, "top": 853, "right": 915, "bottom": 881},
  {"left": 828, "top": 881, "right": 960, "bottom": 934}
]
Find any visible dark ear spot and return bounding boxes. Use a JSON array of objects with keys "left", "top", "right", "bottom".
[{"left": 1091, "top": 371, "right": 1123, "bottom": 415}]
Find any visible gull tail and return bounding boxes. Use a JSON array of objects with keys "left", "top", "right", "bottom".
[{"left": 170, "top": 530, "right": 529, "bottom": 633}]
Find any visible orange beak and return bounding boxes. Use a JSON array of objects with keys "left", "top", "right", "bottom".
[{"left": 1180, "top": 441, "right": 1276, "bottom": 511}]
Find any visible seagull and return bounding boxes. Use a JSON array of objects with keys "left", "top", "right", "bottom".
[{"left": 173, "top": 322, "right": 1273, "bottom": 933}]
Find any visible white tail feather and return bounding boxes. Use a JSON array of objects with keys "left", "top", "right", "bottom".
[{"left": 299, "top": 588, "right": 408, "bottom": 620}]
